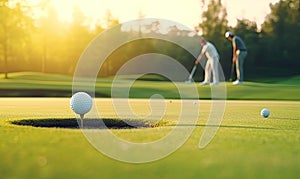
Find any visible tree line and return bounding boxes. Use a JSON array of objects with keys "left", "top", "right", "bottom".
[
  {"left": 0, "top": 0, "right": 299, "bottom": 80},
  {"left": 198, "top": 0, "right": 299, "bottom": 80}
]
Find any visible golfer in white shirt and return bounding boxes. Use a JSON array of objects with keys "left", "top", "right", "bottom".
[{"left": 195, "top": 37, "right": 220, "bottom": 86}]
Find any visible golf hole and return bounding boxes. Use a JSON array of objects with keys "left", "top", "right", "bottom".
[{"left": 11, "top": 118, "right": 165, "bottom": 129}]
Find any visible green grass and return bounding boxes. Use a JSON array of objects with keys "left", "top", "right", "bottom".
[
  {"left": 0, "top": 72, "right": 300, "bottom": 178},
  {"left": 0, "top": 72, "right": 299, "bottom": 100},
  {"left": 0, "top": 98, "right": 299, "bottom": 178}
]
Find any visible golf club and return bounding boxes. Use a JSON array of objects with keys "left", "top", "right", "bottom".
[
  {"left": 185, "top": 64, "right": 197, "bottom": 83},
  {"left": 229, "top": 62, "right": 235, "bottom": 82}
]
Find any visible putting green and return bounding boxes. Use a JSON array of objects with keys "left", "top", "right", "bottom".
[{"left": 0, "top": 98, "right": 300, "bottom": 178}]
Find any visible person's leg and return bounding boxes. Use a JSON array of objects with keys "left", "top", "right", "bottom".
[
  {"left": 237, "top": 51, "right": 247, "bottom": 82},
  {"left": 235, "top": 59, "right": 240, "bottom": 81},
  {"left": 203, "top": 59, "right": 212, "bottom": 83},
  {"left": 211, "top": 56, "right": 219, "bottom": 84}
]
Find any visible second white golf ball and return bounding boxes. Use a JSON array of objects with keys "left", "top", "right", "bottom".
[{"left": 260, "top": 108, "right": 270, "bottom": 118}]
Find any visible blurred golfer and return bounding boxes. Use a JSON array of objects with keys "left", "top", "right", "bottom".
[
  {"left": 195, "top": 37, "right": 220, "bottom": 86},
  {"left": 225, "top": 31, "right": 247, "bottom": 85}
]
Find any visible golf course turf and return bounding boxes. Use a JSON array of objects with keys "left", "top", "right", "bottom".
[
  {"left": 1, "top": 98, "right": 299, "bottom": 178},
  {"left": 0, "top": 73, "right": 299, "bottom": 178}
]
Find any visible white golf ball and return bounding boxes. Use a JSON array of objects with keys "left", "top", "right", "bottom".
[
  {"left": 260, "top": 108, "right": 270, "bottom": 118},
  {"left": 70, "top": 92, "right": 93, "bottom": 115}
]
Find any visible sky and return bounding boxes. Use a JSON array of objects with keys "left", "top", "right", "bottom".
[{"left": 30, "top": 0, "right": 280, "bottom": 30}]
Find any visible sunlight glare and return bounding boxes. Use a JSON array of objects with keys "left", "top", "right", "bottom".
[{"left": 34, "top": 0, "right": 281, "bottom": 29}]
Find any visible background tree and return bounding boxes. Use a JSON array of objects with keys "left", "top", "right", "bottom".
[
  {"left": 199, "top": 0, "right": 228, "bottom": 42},
  {"left": 0, "top": 0, "right": 33, "bottom": 78},
  {"left": 35, "top": 4, "right": 65, "bottom": 73},
  {"left": 198, "top": 0, "right": 299, "bottom": 80},
  {"left": 261, "top": 0, "right": 300, "bottom": 76},
  {"left": 0, "top": 0, "right": 298, "bottom": 80},
  {"left": 63, "top": 6, "right": 94, "bottom": 75}
]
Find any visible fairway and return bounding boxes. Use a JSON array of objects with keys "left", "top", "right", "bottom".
[
  {"left": 1, "top": 72, "right": 300, "bottom": 101},
  {"left": 1, "top": 98, "right": 299, "bottom": 178}
]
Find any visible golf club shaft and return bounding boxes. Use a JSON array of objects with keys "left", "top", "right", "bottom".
[
  {"left": 229, "top": 62, "right": 234, "bottom": 81},
  {"left": 189, "top": 65, "right": 197, "bottom": 80}
]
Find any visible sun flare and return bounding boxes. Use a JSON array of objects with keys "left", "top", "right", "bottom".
[{"left": 30, "top": 0, "right": 280, "bottom": 29}]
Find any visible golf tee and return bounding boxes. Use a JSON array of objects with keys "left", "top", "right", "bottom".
[{"left": 80, "top": 114, "right": 84, "bottom": 119}]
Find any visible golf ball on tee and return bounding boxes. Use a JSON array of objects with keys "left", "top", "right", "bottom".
[
  {"left": 70, "top": 92, "right": 93, "bottom": 115},
  {"left": 260, "top": 108, "right": 270, "bottom": 118}
]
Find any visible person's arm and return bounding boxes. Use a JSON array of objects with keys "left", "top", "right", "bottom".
[
  {"left": 195, "top": 45, "right": 207, "bottom": 64},
  {"left": 232, "top": 37, "right": 237, "bottom": 63},
  {"left": 195, "top": 53, "right": 204, "bottom": 65}
]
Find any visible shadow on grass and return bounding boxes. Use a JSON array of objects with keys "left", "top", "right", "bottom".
[
  {"left": 11, "top": 118, "right": 158, "bottom": 129},
  {"left": 0, "top": 89, "right": 110, "bottom": 97},
  {"left": 168, "top": 124, "right": 276, "bottom": 130},
  {"left": 13, "top": 119, "right": 288, "bottom": 131}
]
